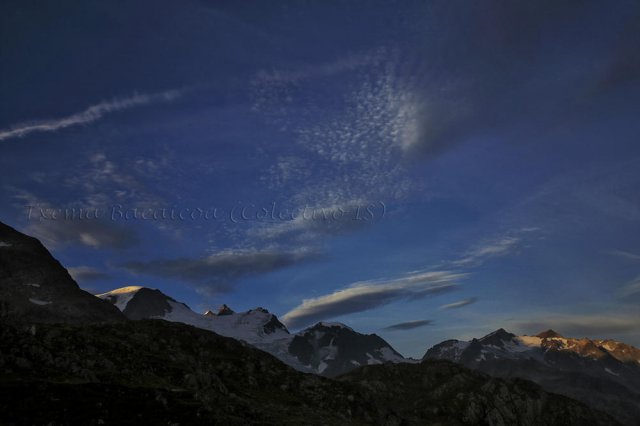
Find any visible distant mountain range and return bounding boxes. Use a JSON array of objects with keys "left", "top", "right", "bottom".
[
  {"left": 0, "top": 221, "right": 630, "bottom": 425},
  {"left": 424, "top": 328, "right": 640, "bottom": 425},
  {"left": 97, "top": 285, "right": 405, "bottom": 377}
]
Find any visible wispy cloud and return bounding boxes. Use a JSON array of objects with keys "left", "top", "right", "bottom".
[
  {"left": 618, "top": 276, "right": 640, "bottom": 297},
  {"left": 247, "top": 200, "right": 384, "bottom": 244},
  {"left": 281, "top": 270, "right": 465, "bottom": 329},
  {"left": 515, "top": 311, "right": 640, "bottom": 337},
  {"left": 67, "top": 266, "right": 110, "bottom": 282},
  {"left": 26, "top": 218, "right": 137, "bottom": 249},
  {"left": 610, "top": 250, "right": 640, "bottom": 262},
  {"left": 440, "top": 297, "right": 478, "bottom": 310},
  {"left": 253, "top": 49, "right": 385, "bottom": 85},
  {"left": 383, "top": 319, "right": 434, "bottom": 331},
  {"left": 452, "top": 236, "right": 522, "bottom": 267},
  {"left": 8, "top": 149, "right": 177, "bottom": 248},
  {"left": 122, "top": 247, "right": 320, "bottom": 295},
  {"left": 253, "top": 50, "right": 415, "bottom": 211},
  {"left": 0, "top": 89, "right": 182, "bottom": 141},
  {"left": 11, "top": 189, "right": 138, "bottom": 249}
]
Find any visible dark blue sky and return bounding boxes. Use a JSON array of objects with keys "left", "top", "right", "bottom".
[{"left": 2, "top": 0, "right": 639, "bottom": 356}]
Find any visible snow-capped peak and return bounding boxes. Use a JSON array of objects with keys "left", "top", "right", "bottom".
[
  {"left": 314, "top": 321, "right": 354, "bottom": 332},
  {"left": 536, "top": 329, "right": 563, "bottom": 339},
  {"left": 96, "top": 286, "right": 143, "bottom": 311}
]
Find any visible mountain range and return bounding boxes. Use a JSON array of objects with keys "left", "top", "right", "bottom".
[
  {"left": 0, "top": 220, "right": 632, "bottom": 425},
  {"left": 424, "top": 328, "right": 640, "bottom": 425},
  {"left": 96, "top": 285, "right": 405, "bottom": 377}
]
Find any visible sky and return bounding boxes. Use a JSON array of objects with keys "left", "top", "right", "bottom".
[{"left": 1, "top": 0, "right": 639, "bottom": 357}]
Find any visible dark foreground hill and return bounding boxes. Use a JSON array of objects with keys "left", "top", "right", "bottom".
[
  {"left": 340, "top": 360, "right": 618, "bottom": 426},
  {"left": 0, "top": 221, "right": 124, "bottom": 324},
  {"left": 0, "top": 319, "right": 389, "bottom": 426},
  {"left": 0, "top": 318, "right": 618, "bottom": 426}
]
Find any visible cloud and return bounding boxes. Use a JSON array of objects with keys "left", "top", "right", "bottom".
[
  {"left": 67, "top": 266, "right": 110, "bottom": 282},
  {"left": 8, "top": 148, "right": 176, "bottom": 249},
  {"left": 65, "top": 151, "right": 169, "bottom": 211},
  {"left": 12, "top": 189, "right": 138, "bottom": 249},
  {"left": 610, "top": 250, "right": 640, "bottom": 262},
  {"left": 439, "top": 297, "right": 478, "bottom": 310},
  {"left": 618, "top": 276, "right": 640, "bottom": 298},
  {"left": 253, "top": 49, "right": 385, "bottom": 85},
  {"left": 515, "top": 312, "right": 640, "bottom": 337},
  {"left": 281, "top": 270, "right": 465, "bottom": 329},
  {"left": 0, "top": 89, "right": 182, "bottom": 141},
  {"left": 122, "top": 247, "right": 320, "bottom": 294},
  {"left": 247, "top": 200, "right": 384, "bottom": 244},
  {"left": 452, "top": 237, "right": 521, "bottom": 267},
  {"left": 252, "top": 50, "right": 415, "bottom": 212},
  {"left": 383, "top": 319, "right": 434, "bottom": 331},
  {"left": 25, "top": 218, "right": 137, "bottom": 249}
]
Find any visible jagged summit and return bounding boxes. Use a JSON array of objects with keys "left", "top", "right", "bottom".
[
  {"left": 217, "top": 304, "right": 235, "bottom": 315},
  {"left": 537, "top": 329, "right": 563, "bottom": 339},
  {"left": 289, "top": 320, "right": 404, "bottom": 377},
  {"left": 97, "top": 286, "right": 189, "bottom": 320},
  {"left": 314, "top": 321, "right": 354, "bottom": 331},
  {"left": 478, "top": 328, "right": 516, "bottom": 346}
]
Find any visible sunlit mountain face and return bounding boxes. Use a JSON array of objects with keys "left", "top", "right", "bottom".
[{"left": 2, "top": 0, "right": 640, "bottom": 360}]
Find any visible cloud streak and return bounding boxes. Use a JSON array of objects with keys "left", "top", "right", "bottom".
[
  {"left": 282, "top": 270, "right": 465, "bottom": 329},
  {"left": 452, "top": 237, "right": 521, "bottom": 267},
  {"left": 515, "top": 312, "right": 640, "bottom": 337},
  {"left": 611, "top": 250, "right": 640, "bottom": 262},
  {"left": 0, "top": 89, "right": 182, "bottom": 141},
  {"left": 12, "top": 189, "right": 138, "bottom": 249},
  {"left": 122, "top": 247, "right": 320, "bottom": 294},
  {"left": 383, "top": 319, "right": 434, "bottom": 331},
  {"left": 439, "top": 297, "right": 478, "bottom": 310},
  {"left": 67, "top": 266, "right": 110, "bottom": 282},
  {"left": 618, "top": 276, "right": 640, "bottom": 298}
]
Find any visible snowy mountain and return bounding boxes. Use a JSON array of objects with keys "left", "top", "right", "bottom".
[
  {"left": 289, "top": 322, "right": 405, "bottom": 377},
  {"left": 97, "top": 286, "right": 290, "bottom": 345},
  {"left": 424, "top": 328, "right": 640, "bottom": 425},
  {"left": 0, "top": 221, "right": 124, "bottom": 324},
  {"left": 97, "top": 286, "right": 405, "bottom": 376}
]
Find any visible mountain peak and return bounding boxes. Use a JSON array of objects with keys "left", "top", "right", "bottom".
[
  {"left": 536, "top": 329, "right": 563, "bottom": 339},
  {"left": 217, "top": 304, "right": 235, "bottom": 315},
  {"left": 314, "top": 321, "right": 354, "bottom": 331},
  {"left": 479, "top": 328, "right": 515, "bottom": 343},
  {"left": 98, "top": 286, "right": 183, "bottom": 320}
]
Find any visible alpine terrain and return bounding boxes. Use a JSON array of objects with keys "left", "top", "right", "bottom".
[{"left": 424, "top": 328, "right": 640, "bottom": 425}]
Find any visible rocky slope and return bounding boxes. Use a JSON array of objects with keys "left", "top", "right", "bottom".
[
  {"left": 0, "top": 221, "right": 125, "bottom": 324},
  {"left": 0, "top": 318, "right": 618, "bottom": 425},
  {"left": 340, "top": 359, "right": 617, "bottom": 426},
  {"left": 0, "top": 318, "right": 391, "bottom": 425},
  {"left": 424, "top": 329, "right": 640, "bottom": 425},
  {"left": 289, "top": 322, "right": 405, "bottom": 377}
]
